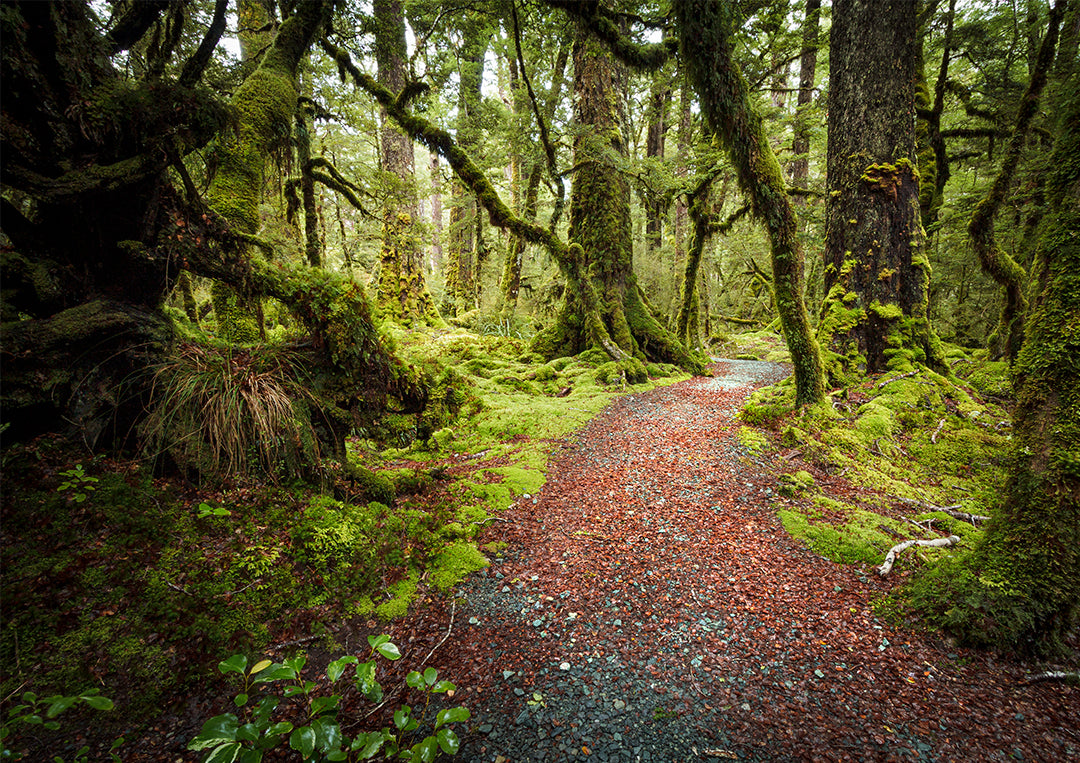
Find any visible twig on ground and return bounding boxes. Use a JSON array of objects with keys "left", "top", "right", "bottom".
[
  {"left": 878, "top": 535, "right": 960, "bottom": 576},
  {"left": 931, "top": 418, "right": 946, "bottom": 444},
  {"left": 269, "top": 635, "right": 318, "bottom": 652},
  {"left": 1024, "top": 671, "right": 1080, "bottom": 685},
  {"left": 878, "top": 371, "right": 918, "bottom": 389},
  {"left": 361, "top": 599, "right": 458, "bottom": 721},
  {"left": 891, "top": 496, "right": 989, "bottom": 525}
]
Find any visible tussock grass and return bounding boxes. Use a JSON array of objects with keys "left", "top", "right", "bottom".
[{"left": 142, "top": 341, "right": 319, "bottom": 480}]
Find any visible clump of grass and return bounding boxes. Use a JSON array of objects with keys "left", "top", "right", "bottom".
[{"left": 141, "top": 340, "right": 320, "bottom": 481}]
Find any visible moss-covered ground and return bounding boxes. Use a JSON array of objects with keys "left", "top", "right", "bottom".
[
  {"left": 727, "top": 330, "right": 1013, "bottom": 621},
  {"left": 0, "top": 327, "right": 688, "bottom": 736}
]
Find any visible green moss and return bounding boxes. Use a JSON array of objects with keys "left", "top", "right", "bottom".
[
  {"left": 429, "top": 541, "right": 489, "bottom": 591},
  {"left": 489, "top": 465, "right": 545, "bottom": 497},
  {"left": 777, "top": 470, "right": 815, "bottom": 497},
  {"left": 736, "top": 426, "right": 769, "bottom": 456},
  {"left": 375, "top": 569, "right": 419, "bottom": 620}
]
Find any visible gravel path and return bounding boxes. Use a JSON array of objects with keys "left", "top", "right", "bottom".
[{"left": 402, "top": 360, "right": 1077, "bottom": 763}]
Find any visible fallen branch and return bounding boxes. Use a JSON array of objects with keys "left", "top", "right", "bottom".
[
  {"left": 1024, "top": 671, "right": 1080, "bottom": 685},
  {"left": 931, "top": 417, "right": 946, "bottom": 444},
  {"left": 878, "top": 371, "right": 918, "bottom": 389},
  {"left": 878, "top": 535, "right": 960, "bottom": 577},
  {"left": 892, "top": 496, "right": 989, "bottom": 525}
]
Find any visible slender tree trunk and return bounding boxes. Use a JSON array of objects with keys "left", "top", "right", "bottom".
[
  {"left": 822, "top": 0, "right": 942, "bottom": 379},
  {"left": 297, "top": 102, "right": 321, "bottom": 267},
  {"left": 968, "top": 0, "right": 1065, "bottom": 361},
  {"left": 429, "top": 152, "right": 444, "bottom": 274},
  {"left": 444, "top": 30, "right": 487, "bottom": 316},
  {"left": 373, "top": 0, "right": 440, "bottom": 325},
  {"left": 789, "top": 0, "right": 821, "bottom": 204},
  {"left": 499, "top": 39, "right": 570, "bottom": 320},
  {"left": 675, "top": 0, "right": 825, "bottom": 405},
  {"left": 643, "top": 73, "right": 670, "bottom": 257},
  {"left": 672, "top": 72, "right": 692, "bottom": 316}
]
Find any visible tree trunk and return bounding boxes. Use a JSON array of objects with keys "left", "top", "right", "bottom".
[
  {"left": 530, "top": 16, "right": 698, "bottom": 371},
  {"left": 675, "top": 0, "right": 825, "bottom": 405},
  {"left": 968, "top": 0, "right": 1065, "bottom": 362},
  {"left": 499, "top": 39, "right": 570, "bottom": 321},
  {"left": 822, "top": 0, "right": 942, "bottom": 380},
  {"left": 429, "top": 152, "right": 444, "bottom": 274},
  {"left": 928, "top": 58, "right": 1079, "bottom": 654},
  {"left": 789, "top": 0, "right": 821, "bottom": 204},
  {"left": 373, "top": 0, "right": 441, "bottom": 325},
  {"left": 444, "top": 28, "right": 488, "bottom": 316}
]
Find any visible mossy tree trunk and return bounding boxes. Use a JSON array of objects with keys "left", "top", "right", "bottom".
[
  {"left": 674, "top": 0, "right": 825, "bottom": 406},
  {"left": 788, "top": 0, "right": 821, "bottom": 206},
  {"left": 530, "top": 17, "right": 698, "bottom": 369},
  {"left": 821, "top": 0, "right": 942, "bottom": 380},
  {"left": 967, "top": 0, "right": 1066, "bottom": 362},
  {"left": 444, "top": 24, "right": 489, "bottom": 317},
  {"left": 373, "top": 0, "right": 441, "bottom": 326},
  {"left": 927, "top": 62, "right": 1079, "bottom": 654}
]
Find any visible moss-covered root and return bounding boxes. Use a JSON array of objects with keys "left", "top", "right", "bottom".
[
  {"left": 674, "top": 0, "right": 824, "bottom": 405},
  {"left": 911, "top": 68, "right": 1080, "bottom": 655}
]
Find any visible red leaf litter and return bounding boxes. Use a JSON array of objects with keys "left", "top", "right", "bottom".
[{"left": 390, "top": 360, "right": 1078, "bottom": 762}]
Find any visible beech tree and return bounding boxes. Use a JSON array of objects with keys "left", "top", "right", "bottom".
[
  {"left": 373, "top": 0, "right": 441, "bottom": 325},
  {"left": 820, "top": 0, "right": 943, "bottom": 380},
  {"left": 529, "top": 11, "right": 699, "bottom": 371}
]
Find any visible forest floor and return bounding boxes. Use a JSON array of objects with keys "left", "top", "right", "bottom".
[{"left": 379, "top": 359, "right": 1079, "bottom": 763}]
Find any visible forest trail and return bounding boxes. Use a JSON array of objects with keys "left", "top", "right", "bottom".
[{"left": 399, "top": 360, "right": 1076, "bottom": 762}]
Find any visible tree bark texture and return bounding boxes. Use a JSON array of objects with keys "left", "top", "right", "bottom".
[
  {"left": 374, "top": 0, "right": 440, "bottom": 325},
  {"left": 444, "top": 24, "right": 488, "bottom": 316},
  {"left": 675, "top": 0, "right": 825, "bottom": 405},
  {"left": 939, "top": 60, "right": 1079, "bottom": 653},
  {"left": 789, "top": 0, "right": 821, "bottom": 203},
  {"left": 822, "top": 0, "right": 941, "bottom": 379}
]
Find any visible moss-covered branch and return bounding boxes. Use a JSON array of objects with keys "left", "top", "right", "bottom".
[
  {"left": 967, "top": 0, "right": 1065, "bottom": 362},
  {"left": 320, "top": 36, "right": 632, "bottom": 361},
  {"left": 674, "top": 0, "right": 824, "bottom": 404}
]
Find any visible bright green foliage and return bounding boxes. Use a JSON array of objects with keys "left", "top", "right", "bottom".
[
  {"left": 56, "top": 464, "right": 98, "bottom": 504},
  {"left": 189, "top": 636, "right": 468, "bottom": 762},
  {"left": 429, "top": 542, "right": 489, "bottom": 592},
  {"left": 1, "top": 688, "right": 120, "bottom": 763}
]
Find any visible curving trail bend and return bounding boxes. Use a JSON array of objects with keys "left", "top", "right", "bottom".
[{"left": 404, "top": 360, "right": 1077, "bottom": 763}]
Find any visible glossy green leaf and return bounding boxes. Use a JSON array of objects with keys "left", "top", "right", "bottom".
[
  {"left": 218, "top": 655, "right": 248, "bottom": 675},
  {"left": 235, "top": 723, "right": 259, "bottom": 743},
  {"left": 188, "top": 714, "right": 239, "bottom": 750},
  {"left": 233, "top": 693, "right": 248, "bottom": 707},
  {"left": 436, "top": 728, "right": 460, "bottom": 755},
  {"left": 416, "top": 735, "right": 438, "bottom": 763},
  {"left": 435, "top": 707, "right": 470, "bottom": 728},
  {"left": 405, "top": 671, "right": 424, "bottom": 689},
  {"left": 375, "top": 642, "right": 401, "bottom": 661},
  {"left": 423, "top": 667, "right": 438, "bottom": 686},
  {"left": 81, "top": 695, "right": 113, "bottom": 711},
  {"left": 205, "top": 741, "right": 242, "bottom": 763},
  {"left": 311, "top": 715, "right": 342, "bottom": 751},
  {"left": 289, "top": 726, "right": 316, "bottom": 759},
  {"left": 326, "top": 655, "right": 358, "bottom": 683}
]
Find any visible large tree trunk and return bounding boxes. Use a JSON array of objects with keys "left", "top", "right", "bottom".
[
  {"left": 530, "top": 17, "right": 697, "bottom": 370},
  {"left": 821, "top": 0, "right": 942, "bottom": 380},
  {"left": 675, "top": 0, "right": 825, "bottom": 405},
  {"left": 373, "top": 0, "right": 441, "bottom": 326}
]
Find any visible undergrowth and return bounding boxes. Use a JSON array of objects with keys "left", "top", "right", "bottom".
[
  {"left": 0, "top": 325, "right": 688, "bottom": 754},
  {"left": 730, "top": 332, "right": 1018, "bottom": 644}
]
